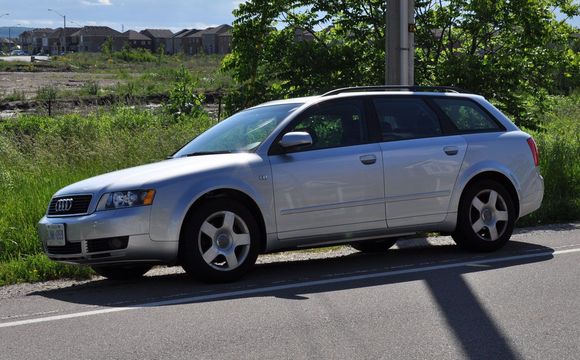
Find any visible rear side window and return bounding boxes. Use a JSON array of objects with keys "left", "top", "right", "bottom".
[
  {"left": 373, "top": 98, "right": 442, "bottom": 141},
  {"left": 433, "top": 98, "right": 500, "bottom": 131}
]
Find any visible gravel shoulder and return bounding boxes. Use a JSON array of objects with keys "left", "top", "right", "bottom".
[{"left": 1, "top": 222, "right": 577, "bottom": 300}]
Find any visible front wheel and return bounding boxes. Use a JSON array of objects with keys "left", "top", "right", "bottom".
[
  {"left": 452, "top": 180, "right": 516, "bottom": 252},
  {"left": 180, "top": 199, "right": 261, "bottom": 283}
]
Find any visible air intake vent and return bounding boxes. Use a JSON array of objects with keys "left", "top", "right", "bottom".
[{"left": 47, "top": 241, "right": 82, "bottom": 255}]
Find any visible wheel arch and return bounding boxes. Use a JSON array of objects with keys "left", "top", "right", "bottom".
[
  {"left": 458, "top": 171, "right": 520, "bottom": 219},
  {"left": 178, "top": 188, "right": 268, "bottom": 259}
]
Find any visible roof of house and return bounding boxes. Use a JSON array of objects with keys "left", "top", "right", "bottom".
[
  {"left": 124, "top": 30, "right": 151, "bottom": 41},
  {"left": 71, "top": 26, "right": 122, "bottom": 37},
  {"left": 190, "top": 24, "right": 232, "bottom": 38},
  {"left": 177, "top": 29, "right": 200, "bottom": 38},
  {"left": 218, "top": 29, "right": 232, "bottom": 37},
  {"left": 48, "top": 27, "right": 81, "bottom": 39},
  {"left": 141, "top": 29, "right": 174, "bottom": 39},
  {"left": 22, "top": 28, "right": 54, "bottom": 37},
  {"left": 173, "top": 29, "right": 190, "bottom": 38}
]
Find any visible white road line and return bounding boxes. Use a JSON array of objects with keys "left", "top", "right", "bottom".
[{"left": 1, "top": 247, "right": 580, "bottom": 329}]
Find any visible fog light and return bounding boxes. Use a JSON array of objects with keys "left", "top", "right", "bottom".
[{"left": 109, "top": 237, "right": 126, "bottom": 250}]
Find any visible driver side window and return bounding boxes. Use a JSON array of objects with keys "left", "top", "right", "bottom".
[{"left": 286, "top": 100, "right": 367, "bottom": 152}]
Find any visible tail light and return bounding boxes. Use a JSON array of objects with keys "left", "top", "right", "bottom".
[{"left": 527, "top": 137, "right": 539, "bottom": 167}]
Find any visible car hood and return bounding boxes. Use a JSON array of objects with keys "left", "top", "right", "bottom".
[{"left": 54, "top": 153, "right": 261, "bottom": 196}]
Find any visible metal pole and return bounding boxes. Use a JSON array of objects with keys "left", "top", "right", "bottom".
[
  {"left": 385, "top": 0, "right": 414, "bottom": 85},
  {"left": 399, "top": 0, "right": 409, "bottom": 85},
  {"left": 63, "top": 15, "right": 66, "bottom": 53}
]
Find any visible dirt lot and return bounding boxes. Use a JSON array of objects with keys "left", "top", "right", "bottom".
[{"left": 0, "top": 72, "right": 121, "bottom": 100}]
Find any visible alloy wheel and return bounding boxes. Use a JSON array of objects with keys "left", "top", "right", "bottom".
[
  {"left": 469, "top": 189, "right": 509, "bottom": 241},
  {"left": 197, "top": 211, "right": 251, "bottom": 271}
]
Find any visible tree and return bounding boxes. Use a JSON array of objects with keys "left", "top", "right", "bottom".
[
  {"left": 101, "top": 36, "right": 114, "bottom": 59},
  {"left": 223, "top": 0, "right": 579, "bottom": 127}
]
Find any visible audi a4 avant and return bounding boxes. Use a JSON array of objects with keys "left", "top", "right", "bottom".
[{"left": 38, "top": 86, "right": 544, "bottom": 282}]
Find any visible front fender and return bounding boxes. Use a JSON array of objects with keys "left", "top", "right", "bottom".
[{"left": 148, "top": 167, "right": 274, "bottom": 242}]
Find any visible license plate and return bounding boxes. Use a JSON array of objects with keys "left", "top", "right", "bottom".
[{"left": 46, "top": 224, "right": 66, "bottom": 247}]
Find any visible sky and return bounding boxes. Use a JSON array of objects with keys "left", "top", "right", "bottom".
[
  {"left": 1, "top": 0, "right": 578, "bottom": 32},
  {"left": 0, "top": 0, "right": 244, "bottom": 32}
]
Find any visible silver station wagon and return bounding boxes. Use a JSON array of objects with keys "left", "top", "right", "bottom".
[{"left": 38, "top": 86, "right": 544, "bottom": 282}]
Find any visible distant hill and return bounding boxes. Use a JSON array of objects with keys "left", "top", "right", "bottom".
[{"left": 0, "top": 27, "right": 33, "bottom": 38}]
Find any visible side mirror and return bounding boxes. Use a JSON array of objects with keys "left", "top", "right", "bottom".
[{"left": 279, "top": 131, "right": 313, "bottom": 151}]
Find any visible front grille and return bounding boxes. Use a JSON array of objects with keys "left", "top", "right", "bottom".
[
  {"left": 48, "top": 195, "right": 93, "bottom": 216},
  {"left": 87, "top": 237, "right": 129, "bottom": 253},
  {"left": 47, "top": 241, "right": 82, "bottom": 255}
]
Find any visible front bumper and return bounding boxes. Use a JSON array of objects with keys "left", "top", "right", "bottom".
[{"left": 38, "top": 206, "right": 178, "bottom": 265}]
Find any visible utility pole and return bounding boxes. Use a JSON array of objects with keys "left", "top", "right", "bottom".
[{"left": 385, "top": 0, "right": 415, "bottom": 85}]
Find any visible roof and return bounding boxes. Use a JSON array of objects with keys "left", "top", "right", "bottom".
[
  {"left": 173, "top": 29, "right": 190, "bottom": 38},
  {"left": 191, "top": 24, "right": 232, "bottom": 37},
  {"left": 218, "top": 29, "right": 232, "bottom": 37},
  {"left": 23, "top": 28, "right": 54, "bottom": 37},
  {"left": 71, "top": 26, "right": 122, "bottom": 37},
  {"left": 49, "top": 27, "right": 81, "bottom": 39},
  {"left": 141, "top": 29, "right": 174, "bottom": 38},
  {"left": 124, "top": 30, "right": 151, "bottom": 41}
]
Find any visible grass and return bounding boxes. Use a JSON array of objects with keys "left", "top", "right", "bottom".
[
  {"left": 0, "top": 94, "right": 577, "bottom": 286},
  {"left": 0, "top": 107, "right": 215, "bottom": 284},
  {"left": 0, "top": 254, "right": 93, "bottom": 287},
  {"left": 518, "top": 93, "right": 580, "bottom": 226},
  {"left": 1, "top": 52, "right": 230, "bottom": 102}
]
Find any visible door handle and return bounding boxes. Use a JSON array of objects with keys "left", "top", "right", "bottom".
[
  {"left": 360, "top": 155, "right": 377, "bottom": 165},
  {"left": 444, "top": 146, "right": 459, "bottom": 156}
]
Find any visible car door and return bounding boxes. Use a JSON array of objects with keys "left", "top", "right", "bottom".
[
  {"left": 269, "top": 98, "right": 386, "bottom": 240},
  {"left": 373, "top": 96, "right": 467, "bottom": 228}
]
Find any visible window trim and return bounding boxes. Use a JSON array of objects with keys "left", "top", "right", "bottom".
[{"left": 268, "top": 97, "right": 373, "bottom": 156}]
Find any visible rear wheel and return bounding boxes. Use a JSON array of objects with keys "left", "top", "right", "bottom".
[
  {"left": 92, "top": 264, "right": 152, "bottom": 280},
  {"left": 452, "top": 180, "right": 516, "bottom": 252},
  {"left": 350, "top": 238, "right": 398, "bottom": 253},
  {"left": 180, "top": 199, "right": 260, "bottom": 283}
]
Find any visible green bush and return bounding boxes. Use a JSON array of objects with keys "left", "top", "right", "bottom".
[
  {"left": 518, "top": 94, "right": 580, "bottom": 225},
  {"left": 113, "top": 47, "right": 157, "bottom": 63},
  {"left": 165, "top": 66, "right": 206, "bottom": 120}
]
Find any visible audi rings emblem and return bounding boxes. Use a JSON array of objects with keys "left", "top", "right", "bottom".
[{"left": 55, "top": 198, "right": 74, "bottom": 212}]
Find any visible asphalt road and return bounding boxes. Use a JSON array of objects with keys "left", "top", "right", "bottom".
[{"left": 1, "top": 223, "right": 579, "bottom": 360}]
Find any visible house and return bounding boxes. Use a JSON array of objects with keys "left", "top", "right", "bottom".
[
  {"left": 140, "top": 29, "right": 174, "bottom": 54},
  {"left": 172, "top": 29, "right": 196, "bottom": 54},
  {"left": 188, "top": 24, "right": 232, "bottom": 55},
  {"left": 176, "top": 29, "right": 200, "bottom": 55},
  {"left": 294, "top": 28, "right": 315, "bottom": 42},
  {"left": 72, "top": 26, "right": 124, "bottom": 53},
  {"left": 19, "top": 28, "right": 53, "bottom": 54},
  {"left": 47, "top": 27, "right": 81, "bottom": 54},
  {"left": 123, "top": 30, "right": 152, "bottom": 50},
  {"left": 217, "top": 28, "right": 233, "bottom": 54}
]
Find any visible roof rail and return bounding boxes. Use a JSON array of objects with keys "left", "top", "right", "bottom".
[{"left": 321, "top": 86, "right": 467, "bottom": 97}]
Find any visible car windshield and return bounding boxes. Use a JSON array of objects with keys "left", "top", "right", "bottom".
[{"left": 173, "top": 103, "right": 302, "bottom": 157}]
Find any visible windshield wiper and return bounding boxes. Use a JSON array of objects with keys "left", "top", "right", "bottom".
[{"left": 183, "top": 151, "right": 233, "bottom": 157}]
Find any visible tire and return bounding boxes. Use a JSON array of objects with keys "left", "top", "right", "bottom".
[
  {"left": 350, "top": 238, "right": 398, "bottom": 253},
  {"left": 452, "top": 179, "right": 516, "bottom": 252},
  {"left": 180, "top": 198, "right": 261, "bottom": 283},
  {"left": 92, "top": 264, "right": 152, "bottom": 280}
]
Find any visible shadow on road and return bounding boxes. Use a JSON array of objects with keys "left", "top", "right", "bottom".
[{"left": 34, "top": 240, "right": 554, "bottom": 359}]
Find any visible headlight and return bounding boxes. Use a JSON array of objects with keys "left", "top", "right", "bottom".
[{"left": 97, "top": 189, "right": 156, "bottom": 210}]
